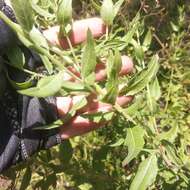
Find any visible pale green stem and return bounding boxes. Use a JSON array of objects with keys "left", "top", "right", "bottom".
[
  {"left": 23, "top": 69, "right": 44, "bottom": 78},
  {"left": 106, "top": 25, "right": 109, "bottom": 40},
  {"left": 65, "top": 35, "right": 80, "bottom": 72},
  {"left": 0, "top": 11, "right": 21, "bottom": 33}
]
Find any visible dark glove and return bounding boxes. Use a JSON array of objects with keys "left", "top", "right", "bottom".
[{"left": 0, "top": 1, "right": 63, "bottom": 173}]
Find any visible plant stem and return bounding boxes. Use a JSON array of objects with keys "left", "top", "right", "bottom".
[
  {"left": 164, "top": 68, "right": 174, "bottom": 112},
  {"left": 106, "top": 26, "right": 109, "bottom": 40},
  {"left": 0, "top": 11, "right": 21, "bottom": 33},
  {"left": 23, "top": 69, "right": 44, "bottom": 78},
  {"left": 65, "top": 35, "right": 80, "bottom": 72}
]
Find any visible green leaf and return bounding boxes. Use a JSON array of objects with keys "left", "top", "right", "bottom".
[
  {"left": 131, "top": 39, "right": 144, "bottom": 62},
  {"left": 40, "top": 55, "right": 53, "bottom": 74},
  {"left": 90, "top": 0, "right": 101, "bottom": 11},
  {"left": 6, "top": 46, "right": 25, "bottom": 69},
  {"left": 61, "top": 81, "right": 87, "bottom": 92},
  {"left": 124, "top": 96, "right": 145, "bottom": 116},
  {"left": 120, "top": 55, "right": 159, "bottom": 96},
  {"left": 11, "top": 0, "right": 34, "bottom": 31},
  {"left": 114, "top": 104, "right": 136, "bottom": 124},
  {"left": 81, "top": 29, "right": 97, "bottom": 84},
  {"left": 31, "top": 1, "right": 54, "bottom": 18},
  {"left": 29, "top": 27, "right": 49, "bottom": 49},
  {"left": 7, "top": 72, "right": 33, "bottom": 90},
  {"left": 122, "top": 126, "right": 145, "bottom": 166},
  {"left": 110, "top": 138, "right": 125, "bottom": 147},
  {"left": 103, "top": 50, "right": 122, "bottom": 104},
  {"left": 122, "top": 13, "right": 140, "bottom": 47},
  {"left": 143, "top": 29, "right": 152, "bottom": 51},
  {"left": 157, "top": 125, "right": 178, "bottom": 143},
  {"left": 149, "top": 77, "right": 161, "bottom": 100},
  {"left": 57, "top": 0, "right": 72, "bottom": 26},
  {"left": 18, "top": 72, "right": 63, "bottom": 97},
  {"left": 100, "top": 0, "right": 114, "bottom": 26},
  {"left": 113, "top": 0, "right": 124, "bottom": 17},
  {"left": 33, "top": 119, "right": 64, "bottom": 130},
  {"left": 162, "top": 140, "right": 183, "bottom": 167},
  {"left": 129, "top": 154, "right": 158, "bottom": 190},
  {"left": 82, "top": 111, "right": 114, "bottom": 123}
]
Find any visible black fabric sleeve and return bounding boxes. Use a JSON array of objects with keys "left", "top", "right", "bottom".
[
  {"left": 0, "top": 90, "right": 63, "bottom": 173},
  {"left": 0, "top": 1, "right": 63, "bottom": 173}
]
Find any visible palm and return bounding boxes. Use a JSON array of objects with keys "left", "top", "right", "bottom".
[{"left": 44, "top": 18, "right": 134, "bottom": 139}]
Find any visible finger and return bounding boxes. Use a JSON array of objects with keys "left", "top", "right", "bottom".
[
  {"left": 56, "top": 97, "right": 72, "bottom": 116},
  {"left": 58, "top": 96, "right": 133, "bottom": 139},
  {"left": 56, "top": 95, "right": 89, "bottom": 117},
  {"left": 59, "top": 116, "right": 104, "bottom": 139},
  {"left": 43, "top": 17, "right": 106, "bottom": 48},
  {"left": 77, "top": 95, "right": 133, "bottom": 114},
  {"left": 116, "top": 96, "right": 134, "bottom": 107},
  {"left": 62, "top": 55, "right": 133, "bottom": 82}
]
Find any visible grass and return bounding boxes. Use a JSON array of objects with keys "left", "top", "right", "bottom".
[{"left": 1, "top": 0, "right": 190, "bottom": 189}]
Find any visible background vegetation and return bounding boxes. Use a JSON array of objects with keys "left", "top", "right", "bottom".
[{"left": 1, "top": 0, "right": 190, "bottom": 189}]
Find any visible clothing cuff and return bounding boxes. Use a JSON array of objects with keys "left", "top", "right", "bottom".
[{"left": 18, "top": 96, "right": 63, "bottom": 161}]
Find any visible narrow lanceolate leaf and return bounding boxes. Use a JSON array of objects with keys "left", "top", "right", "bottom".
[
  {"left": 29, "top": 27, "right": 49, "bottom": 49},
  {"left": 149, "top": 77, "right": 161, "bottom": 101},
  {"left": 40, "top": 55, "right": 53, "bottom": 74},
  {"left": 11, "top": 0, "right": 34, "bottom": 31},
  {"left": 120, "top": 55, "right": 159, "bottom": 96},
  {"left": 6, "top": 46, "right": 25, "bottom": 69},
  {"left": 61, "top": 81, "right": 87, "bottom": 92},
  {"left": 57, "top": 0, "right": 72, "bottom": 26},
  {"left": 81, "top": 29, "right": 97, "bottom": 84},
  {"left": 18, "top": 72, "right": 63, "bottom": 97},
  {"left": 100, "top": 0, "right": 114, "bottom": 26},
  {"left": 162, "top": 140, "right": 183, "bottom": 167},
  {"left": 31, "top": 2, "right": 54, "bottom": 18},
  {"left": 33, "top": 119, "right": 64, "bottom": 130},
  {"left": 143, "top": 29, "right": 152, "bottom": 51},
  {"left": 129, "top": 154, "right": 158, "bottom": 190},
  {"left": 103, "top": 51, "right": 122, "bottom": 104},
  {"left": 113, "top": 0, "right": 124, "bottom": 17},
  {"left": 7, "top": 72, "right": 33, "bottom": 90},
  {"left": 82, "top": 111, "right": 114, "bottom": 123},
  {"left": 122, "top": 126, "right": 145, "bottom": 166},
  {"left": 122, "top": 13, "right": 140, "bottom": 47},
  {"left": 110, "top": 138, "right": 125, "bottom": 147}
]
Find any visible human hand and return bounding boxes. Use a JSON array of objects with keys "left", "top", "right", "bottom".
[{"left": 43, "top": 18, "right": 134, "bottom": 140}]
